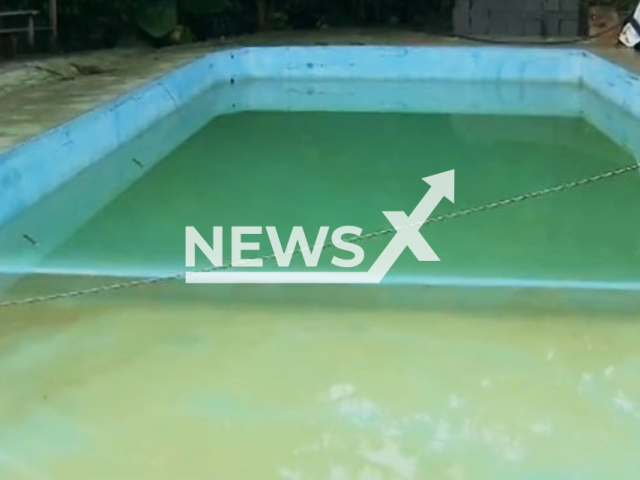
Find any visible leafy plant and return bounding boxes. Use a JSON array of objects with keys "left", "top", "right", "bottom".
[
  {"left": 135, "top": 0, "right": 232, "bottom": 38},
  {"left": 136, "top": 0, "right": 178, "bottom": 38},
  {"left": 182, "top": 0, "right": 231, "bottom": 15}
]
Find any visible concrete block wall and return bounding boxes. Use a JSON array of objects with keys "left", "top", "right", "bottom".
[{"left": 453, "top": 0, "right": 580, "bottom": 37}]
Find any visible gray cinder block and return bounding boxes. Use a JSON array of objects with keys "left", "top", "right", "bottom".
[
  {"left": 452, "top": 0, "right": 580, "bottom": 37},
  {"left": 545, "top": 11, "right": 578, "bottom": 35},
  {"left": 453, "top": 6, "right": 471, "bottom": 34},
  {"left": 524, "top": 19, "right": 542, "bottom": 35},
  {"left": 507, "top": 18, "right": 525, "bottom": 35},
  {"left": 469, "top": 6, "right": 491, "bottom": 34},
  {"left": 489, "top": 12, "right": 512, "bottom": 35},
  {"left": 560, "top": 0, "right": 579, "bottom": 12},
  {"left": 559, "top": 19, "right": 578, "bottom": 36},
  {"left": 543, "top": 0, "right": 561, "bottom": 12},
  {"left": 546, "top": 19, "right": 560, "bottom": 36},
  {"left": 524, "top": 0, "right": 543, "bottom": 13}
]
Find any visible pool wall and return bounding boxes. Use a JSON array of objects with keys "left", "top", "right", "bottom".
[{"left": 1, "top": 46, "right": 640, "bottom": 230}]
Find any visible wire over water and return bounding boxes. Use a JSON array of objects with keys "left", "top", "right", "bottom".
[{"left": 0, "top": 163, "right": 637, "bottom": 309}]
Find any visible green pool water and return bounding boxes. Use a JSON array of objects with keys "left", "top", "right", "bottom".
[
  {"left": 13, "top": 105, "right": 640, "bottom": 287},
  {"left": 2, "top": 80, "right": 640, "bottom": 289}
]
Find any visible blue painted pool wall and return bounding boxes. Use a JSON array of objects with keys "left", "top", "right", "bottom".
[
  {"left": 235, "top": 46, "right": 583, "bottom": 81},
  {"left": 581, "top": 52, "right": 640, "bottom": 119},
  {"left": 0, "top": 46, "right": 638, "bottom": 228}
]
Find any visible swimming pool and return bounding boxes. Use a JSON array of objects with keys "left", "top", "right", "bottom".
[
  {"left": 1, "top": 47, "right": 640, "bottom": 294},
  {"left": 1, "top": 46, "right": 640, "bottom": 479}
]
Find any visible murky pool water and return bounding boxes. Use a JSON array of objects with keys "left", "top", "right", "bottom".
[
  {"left": 1, "top": 79, "right": 640, "bottom": 478},
  {"left": 1, "top": 287, "right": 640, "bottom": 479}
]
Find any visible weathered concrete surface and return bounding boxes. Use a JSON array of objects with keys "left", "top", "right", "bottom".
[
  {"left": 0, "top": 30, "right": 443, "bottom": 151},
  {"left": 0, "top": 46, "right": 208, "bottom": 152},
  {"left": 0, "top": 28, "right": 638, "bottom": 154}
]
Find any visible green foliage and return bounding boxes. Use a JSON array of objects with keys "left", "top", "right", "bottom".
[
  {"left": 48, "top": 0, "right": 457, "bottom": 49},
  {"left": 133, "top": 0, "right": 236, "bottom": 40},
  {"left": 270, "top": 11, "right": 289, "bottom": 29},
  {"left": 136, "top": 0, "right": 178, "bottom": 38},
  {"left": 181, "top": 0, "right": 231, "bottom": 15}
]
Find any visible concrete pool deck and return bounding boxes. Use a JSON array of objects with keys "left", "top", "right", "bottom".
[{"left": 1, "top": 28, "right": 639, "bottom": 153}]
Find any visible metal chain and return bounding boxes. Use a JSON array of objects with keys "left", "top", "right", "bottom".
[{"left": 0, "top": 163, "right": 637, "bottom": 309}]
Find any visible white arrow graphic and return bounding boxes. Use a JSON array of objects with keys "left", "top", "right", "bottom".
[
  {"left": 367, "top": 169, "right": 455, "bottom": 281},
  {"left": 186, "top": 170, "right": 454, "bottom": 284}
]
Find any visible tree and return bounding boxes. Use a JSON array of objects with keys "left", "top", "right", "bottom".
[
  {"left": 256, "top": 0, "right": 268, "bottom": 29},
  {"left": 135, "top": 0, "right": 230, "bottom": 38}
]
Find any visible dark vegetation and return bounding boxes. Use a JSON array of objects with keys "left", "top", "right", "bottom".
[
  {"left": 50, "top": 0, "right": 456, "bottom": 50},
  {"left": 1, "top": 0, "right": 637, "bottom": 52}
]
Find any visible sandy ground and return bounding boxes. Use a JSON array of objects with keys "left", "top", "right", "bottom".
[{"left": 0, "top": 28, "right": 639, "bottom": 152}]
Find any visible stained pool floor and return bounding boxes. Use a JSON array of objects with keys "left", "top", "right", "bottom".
[{"left": 1, "top": 287, "right": 640, "bottom": 479}]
